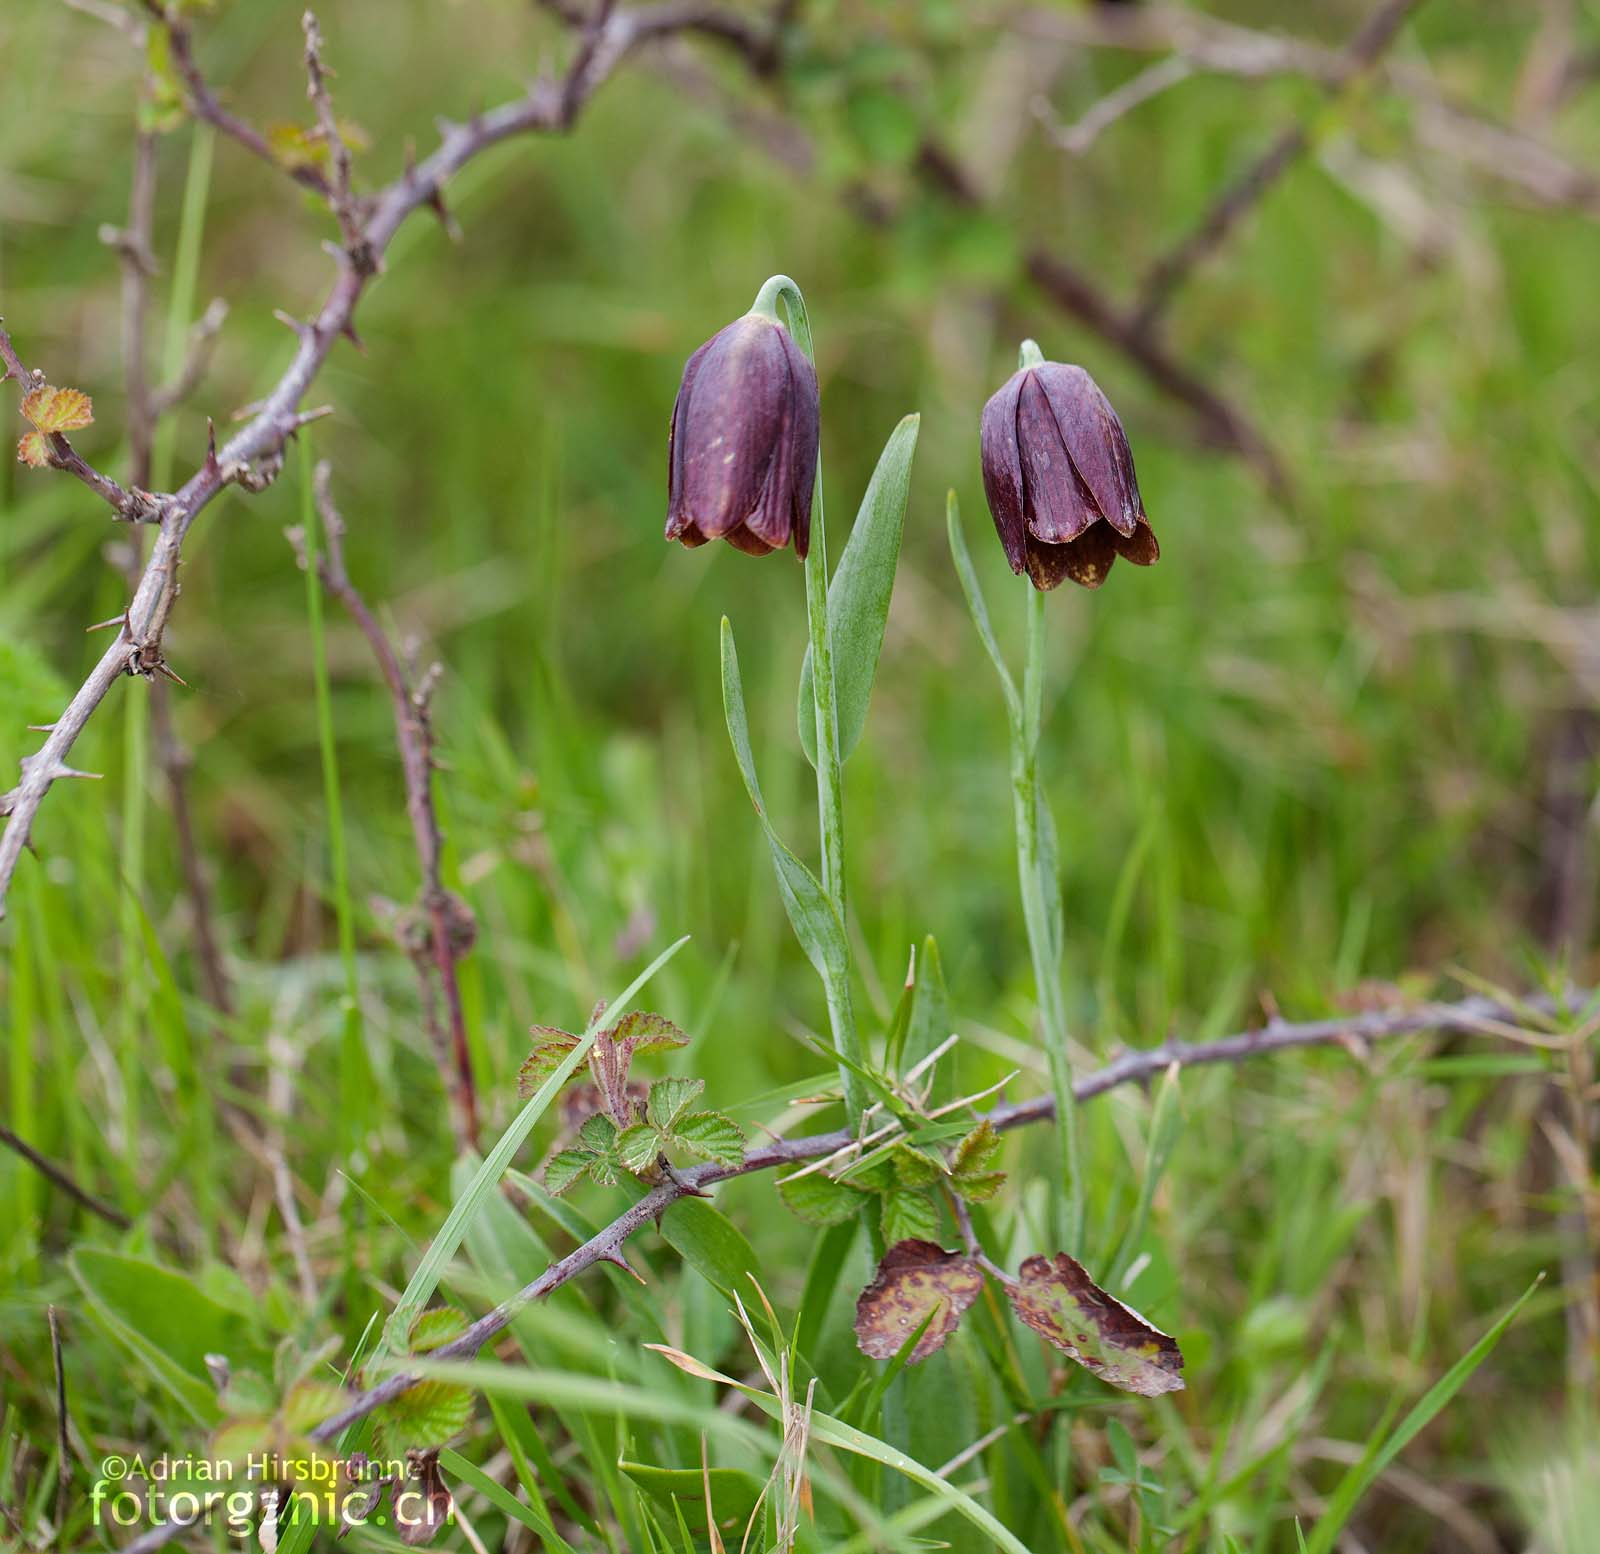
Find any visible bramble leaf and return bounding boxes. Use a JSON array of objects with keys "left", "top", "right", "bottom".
[
  {"left": 517, "top": 1026, "right": 581, "bottom": 1095},
  {"left": 672, "top": 1111, "right": 745, "bottom": 1166},
  {"left": 613, "top": 1010, "right": 689, "bottom": 1057},
  {"left": 950, "top": 1170, "right": 1006, "bottom": 1203},
  {"left": 375, "top": 1379, "right": 473, "bottom": 1455},
  {"left": 21, "top": 385, "right": 93, "bottom": 434},
  {"left": 853, "top": 1239, "right": 983, "bottom": 1363},
  {"left": 778, "top": 1169, "right": 869, "bottom": 1227},
  {"left": 952, "top": 1120, "right": 1003, "bottom": 1178},
  {"left": 647, "top": 1076, "right": 704, "bottom": 1134},
  {"left": 1006, "top": 1253, "right": 1185, "bottom": 1397},
  {"left": 280, "top": 1380, "right": 348, "bottom": 1435},
  {"left": 17, "top": 433, "right": 48, "bottom": 468},
  {"left": 407, "top": 1307, "right": 468, "bottom": 1354},
  {"left": 616, "top": 1123, "right": 662, "bottom": 1174},
  {"left": 892, "top": 1142, "right": 940, "bottom": 1188},
  {"left": 543, "top": 1149, "right": 592, "bottom": 1196},
  {"left": 881, "top": 1187, "right": 940, "bottom": 1247}
]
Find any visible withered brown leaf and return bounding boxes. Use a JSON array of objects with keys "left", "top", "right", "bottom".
[
  {"left": 1006, "top": 1252, "right": 1184, "bottom": 1397},
  {"left": 853, "top": 1239, "right": 983, "bottom": 1364}
]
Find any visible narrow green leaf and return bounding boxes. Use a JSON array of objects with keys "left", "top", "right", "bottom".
[
  {"left": 798, "top": 413, "right": 921, "bottom": 765},
  {"left": 946, "top": 490, "right": 1019, "bottom": 723},
  {"left": 903, "top": 934, "right": 950, "bottom": 1074},
  {"left": 721, "top": 618, "right": 847, "bottom": 981},
  {"left": 1303, "top": 1276, "right": 1542, "bottom": 1554}
]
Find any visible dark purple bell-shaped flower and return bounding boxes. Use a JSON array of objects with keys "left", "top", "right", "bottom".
[
  {"left": 665, "top": 313, "right": 819, "bottom": 559},
  {"left": 980, "top": 355, "right": 1159, "bottom": 590}
]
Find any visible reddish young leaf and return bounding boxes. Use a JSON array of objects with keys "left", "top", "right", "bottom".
[
  {"left": 21, "top": 385, "right": 93, "bottom": 434},
  {"left": 1006, "top": 1253, "right": 1184, "bottom": 1397},
  {"left": 17, "top": 432, "right": 48, "bottom": 469},
  {"left": 853, "top": 1239, "right": 983, "bottom": 1364}
]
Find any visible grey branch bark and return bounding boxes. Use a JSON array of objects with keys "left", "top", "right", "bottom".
[{"left": 306, "top": 986, "right": 1577, "bottom": 1443}]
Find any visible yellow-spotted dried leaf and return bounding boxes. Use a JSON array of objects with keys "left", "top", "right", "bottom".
[
  {"left": 17, "top": 432, "right": 49, "bottom": 468},
  {"left": 1006, "top": 1252, "right": 1184, "bottom": 1397},
  {"left": 853, "top": 1238, "right": 983, "bottom": 1363},
  {"left": 21, "top": 385, "right": 93, "bottom": 434}
]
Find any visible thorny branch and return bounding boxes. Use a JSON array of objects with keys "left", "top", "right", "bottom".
[
  {"left": 0, "top": 0, "right": 752, "bottom": 921},
  {"left": 304, "top": 988, "right": 1579, "bottom": 1441},
  {"left": 288, "top": 464, "right": 480, "bottom": 1150}
]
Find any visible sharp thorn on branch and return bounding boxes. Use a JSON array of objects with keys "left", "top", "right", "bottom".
[
  {"left": 599, "top": 1250, "right": 647, "bottom": 1285},
  {"left": 273, "top": 309, "right": 316, "bottom": 342},
  {"left": 85, "top": 614, "right": 130, "bottom": 634}
]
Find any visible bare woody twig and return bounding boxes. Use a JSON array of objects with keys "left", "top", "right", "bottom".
[
  {"left": 288, "top": 465, "right": 480, "bottom": 1150},
  {"left": 297, "top": 987, "right": 1577, "bottom": 1446},
  {"left": 0, "top": 1124, "right": 131, "bottom": 1230},
  {"left": 0, "top": 1, "right": 730, "bottom": 923},
  {"left": 0, "top": 327, "right": 158, "bottom": 522},
  {"left": 1130, "top": 0, "right": 1428, "bottom": 330},
  {"left": 136, "top": 0, "right": 335, "bottom": 201}
]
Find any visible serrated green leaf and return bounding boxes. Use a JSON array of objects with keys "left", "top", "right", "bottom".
[
  {"left": 408, "top": 1308, "right": 470, "bottom": 1354},
  {"left": 950, "top": 1170, "right": 1006, "bottom": 1203},
  {"left": 578, "top": 1114, "right": 618, "bottom": 1152},
  {"left": 880, "top": 1187, "right": 940, "bottom": 1246},
  {"left": 778, "top": 1169, "right": 870, "bottom": 1227},
  {"left": 543, "top": 1149, "right": 592, "bottom": 1196},
  {"left": 798, "top": 413, "right": 920, "bottom": 766},
  {"left": 518, "top": 1027, "right": 582, "bottom": 1096},
  {"left": 892, "top": 1142, "right": 940, "bottom": 1188},
  {"left": 842, "top": 1149, "right": 896, "bottom": 1193},
  {"left": 281, "top": 1380, "right": 348, "bottom": 1434},
  {"left": 952, "top": 1119, "right": 1002, "bottom": 1178},
  {"left": 672, "top": 1111, "right": 745, "bottom": 1167},
  {"left": 721, "top": 619, "right": 848, "bottom": 982},
  {"left": 647, "top": 1076, "right": 705, "bottom": 1134},
  {"left": 616, "top": 1123, "right": 663, "bottom": 1174},
  {"left": 376, "top": 1378, "right": 474, "bottom": 1454},
  {"left": 612, "top": 1011, "right": 689, "bottom": 1057}
]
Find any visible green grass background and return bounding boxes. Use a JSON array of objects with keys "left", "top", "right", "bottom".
[{"left": 2, "top": 1, "right": 1598, "bottom": 1549}]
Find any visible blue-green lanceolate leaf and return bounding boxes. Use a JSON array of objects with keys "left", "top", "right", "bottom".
[
  {"left": 721, "top": 618, "right": 848, "bottom": 981},
  {"left": 799, "top": 414, "right": 921, "bottom": 766}
]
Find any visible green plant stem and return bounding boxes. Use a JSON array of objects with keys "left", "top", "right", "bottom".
[
  {"left": 1012, "top": 585, "right": 1084, "bottom": 1254},
  {"left": 752, "top": 273, "right": 866, "bottom": 1132}
]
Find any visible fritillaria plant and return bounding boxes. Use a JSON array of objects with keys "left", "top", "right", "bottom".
[{"left": 665, "top": 276, "right": 920, "bottom": 1137}]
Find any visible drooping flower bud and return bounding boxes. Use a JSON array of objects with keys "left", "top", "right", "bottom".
[
  {"left": 980, "top": 356, "right": 1158, "bottom": 590},
  {"left": 665, "top": 313, "right": 820, "bottom": 558}
]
